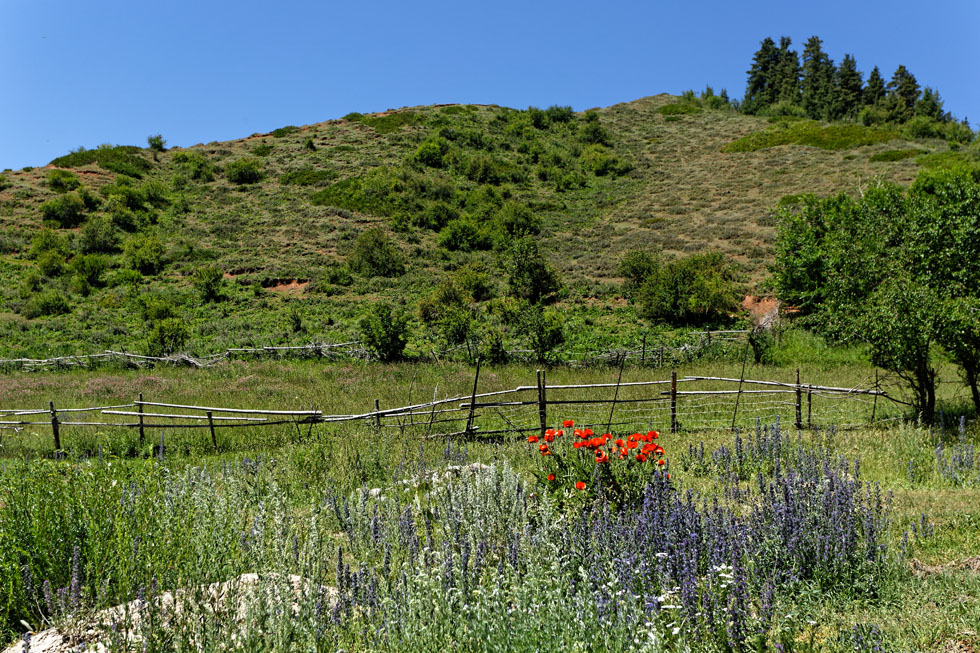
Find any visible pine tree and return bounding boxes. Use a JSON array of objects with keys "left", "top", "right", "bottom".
[
  {"left": 743, "top": 37, "right": 779, "bottom": 114},
  {"left": 773, "top": 36, "right": 801, "bottom": 105},
  {"left": 800, "top": 36, "right": 835, "bottom": 120},
  {"left": 886, "top": 65, "right": 920, "bottom": 121},
  {"left": 831, "top": 53, "right": 863, "bottom": 120},
  {"left": 864, "top": 66, "right": 886, "bottom": 106},
  {"left": 915, "top": 87, "right": 945, "bottom": 121}
]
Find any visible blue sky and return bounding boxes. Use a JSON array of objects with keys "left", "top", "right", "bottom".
[{"left": 3, "top": 0, "right": 978, "bottom": 170}]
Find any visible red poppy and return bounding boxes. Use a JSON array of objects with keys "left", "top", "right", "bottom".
[
  {"left": 528, "top": 435, "right": 539, "bottom": 443},
  {"left": 563, "top": 420, "right": 574, "bottom": 428},
  {"left": 547, "top": 473, "right": 555, "bottom": 481},
  {"left": 636, "top": 454, "right": 647, "bottom": 462},
  {"left": 544, "top": 432, "right": 555, "bottom": 443},
  {"left": 575, "top": 481, "right": 587, "bottom": 490},
  {"left": 545, "top": 428, "right": 555, "bottom": 437},
  {"left": 615, "top": 439, "right": 626, "bottom": 448},
  {"left": 642, "top": 443, "right": 657, "bottom": 453},
  {"left": 657, "top": 459, "right": 665, "bottom": 466},
  {"left": 573, "top": 441, "right": 583, "bottom": 449},
  {"left": 595, "top": 450, "right": 609, "bottom": 464},
  {"left": 626, "top": 441, "right": 638, "bottom": 450},
  {"left": 650, "top": 431, "right": 659, "bottom": 439},
  {"left": 556, "top": 430, "right": 564, "bottom": 437},
  {"left": 583, "top": 428, "right": 594, "bottom": 437}
]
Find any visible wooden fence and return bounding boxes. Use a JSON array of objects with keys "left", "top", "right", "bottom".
[{"left": 0, "top": 366, "right": 895, "bottom": 456}]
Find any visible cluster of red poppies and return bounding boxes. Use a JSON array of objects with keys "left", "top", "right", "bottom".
[{"left": 527, "top": 420, "right": 667, "bottom": 492}]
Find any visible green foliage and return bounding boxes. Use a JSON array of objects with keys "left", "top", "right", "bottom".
[
  {"left": 28, "top": 228, "right": 71, "bottom": 260},
  {"left": 494, "top": 201, "right": 540, "bottom": 237},
  {"left": 77, "top": 215, "right": 121, "bottom": 253},
  {"left": 358, "top": 111, "right": 421, "bottom": 134},
  {"left": 50, "top": 145, "right": 151, "bottom": 178},
  {"left": 453, "top": 262, "right": 495, "bottom": 302},
  {"left": 124, "top": 234, "right": 166, "bottom": 275},
  {"left": 580, "top": 111, "right": 609, "bottom": 145},
  {"left": 278, "top": 166, "right": 337, "bottom": 186},
  {"left": 0, "top": 174, "right": 11, "bottom": 191},
  {"left": 635, "top": 253, "right": 740, "bottom": 326},
  {"left": 413, "top": 138, "right": 448, "bottom": 168},
  {"left": 505, "top": 237, "right": 562, "bottom": 304},
  {"left": 172, "top": 151, "right": 216, "bottom": 181},
  {"left": 147, "top": 134, "right": 167, "bottom": 152},
  {"left": 722, "top": 120, "right": 900, "bottom": 152},
  {"left": 251, "top": 144, "right": 274, "bottom": 157},
  {"left": 870, "top": 149, "right": 921, "bottom": 163},
  {"left": 617, "top": 250, "right": 658, "bottom": 299},
  {"left": 580, "top": 145, "right": 630, "bottom": 177},
  {"left": 146, "top": 317, "right": 188, "bottom": 356},
  {"left": 271, "top": 126, "right": 300, "bottom": 138},
  {"left": 438, "top": 218, "right": 492, "bottom": 252},
  {"left": 224, "top": 158, "right": 264, "bottom": 184},
  {"left": 39, "top": 193, "right": 86, "bottom": 228},
  {"left": 359, "top": 301, "right": 409, "bottom": 361},
  {"left": 36, "top": 249, "right": 66, "bottom": 277},
  {"left": 517, "top": 304, "right": 565, "bottom": 361},
  {"left": 69, "top": 254, "right": 109, "bottom": 295},
  {"left": 21, "top": 289, "right": 71, "bottom": 318},
  {"left": 657, "top": 101, "right": 702, "bottom": 116},
  {"left": 46, "top": 169, "right": 81, "bottom": 193},
  {"left": 348, "top": 227, "right": 405, "bottom": 278},
  {"left": 192, "top": 265, "right": 225, "bottom": 302}
]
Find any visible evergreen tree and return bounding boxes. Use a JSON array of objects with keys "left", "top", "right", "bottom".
[
  {"left": 915, "top": 87, "right": 946, "bottom": 121},
  {"left": 886, "top": 65, "right": 920, "bottom": 121},
  {"left": 800, "top": 36, "right": 835, "bottom": 120},
  {"left": 864, "top": 66, "right": 886, "bottom": 106},
  {"left": 831, "top": 53, "right": 863, "bottom": 120},
  {"left": 743, "top": 37, "right": 779, "bottom": 114},
  {"left": 773, "top": 36, "right": 801, "bottom": 105}
]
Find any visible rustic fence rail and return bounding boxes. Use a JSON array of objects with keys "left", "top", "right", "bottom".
[
  {"left": 0, "top": 367, "right": 898, "bottom": 455},
  {"left": 0, "top": 331, "right": 749, "bottom": 373}
]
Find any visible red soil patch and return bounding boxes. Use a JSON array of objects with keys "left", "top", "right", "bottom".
[
  {"left": 264, "top": 279, "right": 308, "bottom": 293},
  {"left": 742, "top": 295, "right": 779, "bottom": 325}
]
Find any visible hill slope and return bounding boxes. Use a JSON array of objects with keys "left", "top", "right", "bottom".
[{"left": 0, "top": 94, "right": 973, "bottom": 358}]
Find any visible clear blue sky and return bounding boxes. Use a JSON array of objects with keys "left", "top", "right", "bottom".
[{"left": 3, "top": 0, "right": 977, "bottom": 170}]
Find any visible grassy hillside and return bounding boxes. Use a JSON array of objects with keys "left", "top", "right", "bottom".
[{"left": 0, "top": 93, "right": 974, "bottom": 358}]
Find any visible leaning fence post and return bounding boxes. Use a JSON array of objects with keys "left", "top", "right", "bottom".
[
  {"left": 536, "top": 370, "right": 548, "bottom": 437},
  {"left": 670, "top": 371, "right": 678, "bottom": 434},
  {"left": 465, "top": 358, "right": 482, "bottom": 435},
  {"left": 49, "top": 401, "right": 61, "bottom": 454},
  {"left": 795, "top": 368, "right": 803, "bottom": 429},
  {"left": 374, "top": 399, "right": 381, "bottom": 430},
  {"left": 207, "top": 411, "right": 217, "bottom": 451},
  {"left": 137, "top": 392, "right": 145, "bottom": 448}
]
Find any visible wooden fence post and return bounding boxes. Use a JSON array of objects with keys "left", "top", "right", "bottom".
[
  {"left": 670, "top": 371, "right": 678, "bottom": 434},
  {"left": 641, "top": 334, "right": 647, "bottom": 366},
  {"left": 659, "top": 345, "right": 665, "bottom": 368},
  {"left": 536, "top": 370, "right": 548, "bottom": 437},
  {"left": 374, "top": 399, "right": 381, "bottom": 430},
  {"left": 137, "top": 392, "right": 145, "bottom": 448},
  {"left": 465, "top": 358, "right": 481, "bottom": 435},
  {"left": 49, "top": 401, "right": 61, "bottom": 454},
  {"left": 871, "top": 369, "right": 879, "bottom": 424},
  {"left": 807, "top": 385, "right": 812, "bottom": 429},
  {"left": 795, "top": 368, "right": 803, "bottom": 429},
  {"left": 207, "top": 411, "right": 217, "bottom": 451}
]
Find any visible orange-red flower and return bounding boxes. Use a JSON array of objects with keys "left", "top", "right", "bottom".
[
  {"left": 573, "top": 441, "right": 583, "bottom": 449},
  {"left": 528, "top": 435, "right": 539, "bottom": 443},
  {"left": 544, "top": 432, "right": 555, "bottom": 443},
  {"left": 575, "top": 481, "right": 586, "bottom": 490},
  {"left": 642, "top": 443, "right": 657, "bottom": 453},
  {"left": 657, "top": 459, "right": 665, "bottom": 466},
  {"left": 627, "top": 441, "right": 638, "bottom": 450},
  {"left": 574, "top": 428, "right": 585, "bottom": 438},
  {"left": 547, "top": 473, "right": 555, "bottom": 481},
  {"left": 595, "top": 450, "right": 610, "bottom": 463},
  {"left": 615, "top": 439, "right": 626, "bottom": 448},
  {"left": 563, "top": 420, "right": 574, "bottom": 428},
  {"left": 636, "top": 453, "right": 647, "bottom": 463},
  {"left": 583, "top": 428, "right": 594, "bottom": 437},
  {"left": 556, "top": 430, "right": 564, "bottom": 437},
  {"left": 649, "top": 430, "right": 659, "bottom": 439}
]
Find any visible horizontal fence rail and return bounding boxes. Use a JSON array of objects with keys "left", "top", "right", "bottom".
[{"left": 0, "top": 367, "right": 902, "bottom": 456}]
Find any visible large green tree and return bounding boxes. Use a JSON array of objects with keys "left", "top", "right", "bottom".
[
  {"left": 863, "top": 66, "right": 886, "bottom": 106},
  {"left": 885, "top": 64, "right": 921, "bottom": 121},
  {"left": 831, "top": 53, "right": 863, "bottom": 120},
  {"left": 801, "top": 36, "right": 835, "bottom": 120},
  {"left": 743, "top": 37, "right": 780, "bottom": 114}
]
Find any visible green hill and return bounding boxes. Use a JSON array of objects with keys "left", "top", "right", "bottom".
[{"left": 0, "top": 93, "right": 975, "bottom": 359}]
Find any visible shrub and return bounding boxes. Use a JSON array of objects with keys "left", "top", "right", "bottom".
[
  {"left": 22, "top": 290, "right": 71, "bottom": 318},
  {"left": 252, "top": 144, "right": 274, "bottom": 157},
  {"left": 453, "top": 262, "right": 494, "bottom": 302},
  {"left": 359, "top": 302, "right": 409, "bottom": 361},
  {"left": 50, "top": 145, "right": 151, "bottom": 178},
  {"left": 28, "top": 228, "right": 70, "bottom": 259},
  {"left": 580, "top": 111, "right": 610, "bottom": 145},
  {"left": 36, "top": 250, "right": 66, "bottom": 277},
  {"left": 617, "top": 250, "right": 658, "bottom": 299},
  {"left": 225, "top": 158, "right": 264, "bottom": 184},
  {"left": 192, "top": 265, "right": 225, "bottom": 302},
  {"left": 545, "top": 105, "right": 574, "bottom": 123},
  {"left": 494, "top": 201, "right": 540, "bottom": 237},
  {"left": 438, "top": 218, "right": 491, "bottom": 252},
  {"left": 517, "top": 305, "right": 565, "bottom": 361},
  {"left": 479, "top": 326, "right": 509, "bottom": 364},
  {"left": 146, "top": 318, "right": 188, "bottom": 356},
  {"left": 903, "top": 116, "right": 943, "bottom": 140},
  {"left": 413, "top": 138, "right": 448, "bottom": 168},
  {"left": 869, "top": 149, "right": 921, "bottom": 163},
  {"left": 657, "top": 101, "right": 702, "bottom": 116},
  {"left": 506, "top": 237, "right": 562, "bottom": 303},
  {"left": 18, "top": 269, "right": 42, "bottom": 299},
  {"left": 722, "top": 120, "right": 900, "bottom": 152},
  {"left": 147, "top": 134, "right": 167, "bottom": 152},
  {"left": 40, "top": 193, "right": 86, "bottom": 227},
  {"left": 69, "top": 254, "right": 109, "bottom": 294},
  {"left": 124, "top": 234, "right": 166, "bottom": 275},
  {"left": 0, "top": 174, "right": 11, "bottom": 191},
  {"left": 271, "top": 125, "right": 300, "bottom": 138},
  {"left": 106, "top": 268, "right": 143, "bottom": 288},
  {"left": 580, "top": 145, "right": 629, "bottom": 177},
  {"left": 279, "top": 167, "right": 336, "bottom": 186},
  {"left": 47, "top": 169, "right": 81, "bottom": 193},
  {"left": 636, "top": 253, "right": 740, "bottom": 326},
  {"left": 78, "top": 215, "right": 121, "bottom": 253},
  {"left": 172, "top": 151, "right": 215, "bottom": 181},
  {"left": 414, "top": 201, "right": 459, "bottom": 231},
  {"left": 348, "top": 228, "right": 405, "bottom": 277}
]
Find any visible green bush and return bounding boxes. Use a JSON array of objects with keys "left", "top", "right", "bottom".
[
  {"left": 225, "top": 158, "right": 264, "bottom": 184},
  {"left": 252, "top": 144, "right": 274, "bottom": 157},
  {"left": 124, "top": 234, "right": 166, "bottom": 275},
  {"left": 279, "top": 166, "right": 336, "bottom": 186},
  {"left": 359, "top": 111, "right": 420, "bottom": 134},
  {"left": 147, "top": 134, "right": 167, "bottom": 152},
  {"left": 657, "top": 101, "right": 702, "bottom": 116},
  {"left": 359, "top": 301, "right": 409, "bottom": 361},
  {"left": 453, "top": 262, "right": 495, "bottom": 302},
  {"left": 617, "top": 250, "right": 658, "bottom": 299},
  {"left": 722, "top": 120, "right": 900, "bottom": 152},
  {"left": 47, "top": 169, "right": 81, "bottom": 193},
  {"left": 69, "top": 254, "right": 109, "bottom": 294},
  {"left": 869, "top": 149, "right": 921, "bottom": 163},
  {"left": 21, "top": 290, "right": 71, "bottom": 318},
  {"left": 413, "top": 138, "right": 448, "bottom": 168},
  {"left": 580, "top": 111, "right": 609, "bottom": 145},
  {"left": 494, "top": 201, "right": 540, "bottom": 237},
  {"left": 78, "top": 215, "right": 121, "bottom": 253},
  {"left": 545, "top": 105, "right": 574, "bottom": 123},
  {"left": 414, "top": 201, "right": 459, "bottom": 231},
  {"left": 50, "top": 145, "right": 151, "bottom": 178},
  {"left": 506, "top": 237, "right": 562, "bottom": 303},
  {"left": 271, "top": 126, "right": 300, "bottom": 138},
  {"left": 635, "top": 252, "right": 740, "bottom": 326},
  {"left": 348, "top": 228, "right": 405, "bottom": 277},
  {"left": 192, "top": 265, "right": 225, "bottom": 302},
  {"left": 0, "top": 174, "right": 11, "bottom": 191},
  {"left": 479, "top": 326, "right": 509, "bottom": 364},
  {"left": 36, "top": 250, "right": 66, "bottom": 277},
  {"left": 146, "top": 318, "right": 188, "bottom": 356},
  {"left": 106, "top": 268, "right": 143, "bottom": 288},
  {"left": 18, "top": 269, "right": 43, "bottom": 299},
  {"left": 580, "top": 145, "right": 629, "bottom": 177},
  {"left": 40, "top": 193, "right": 86, "bottom": 228},
  {"left": 172, "top": 151, "right": 216, "bottom": 181},
  {"left": 517, "top": 305, "right": 565, "bottom": 361},
  {"left": 438, "top": 218, "right": 491, "bottom": 252},
  {"left": 28, "top": 228, "right": 70, "bottom": 259}
]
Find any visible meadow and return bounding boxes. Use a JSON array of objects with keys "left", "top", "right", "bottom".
[{"left": 1, "top": 355, "right": 978, "bottom": 651}]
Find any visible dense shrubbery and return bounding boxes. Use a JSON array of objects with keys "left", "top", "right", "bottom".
[
  {"left": 278, "top": 166, "right": 337, "bottom": 186},
  {"left": 21, "top": 289, "right": 71, "bottom": 318},
  {"left": 124, "top": 234, "right": 166, "bottom": 275},
  {"left": 39, "top": 193, "right": 87, "bottom": 228},
  {"left": 359, "top": 301, "right": 409, "bottom": 361},
  {"left": 224, "top": 158, "right": 264, "bottom": 184},
  {"left": 46, "top": 169, "right": 81, "bottom": 193},
  {"left": 347, "top": 228, "right": 404, "bottom": 278},
  {"left": 172, "top": 151, "right": 216, "bottom": 181},
  {"left": 192, "top": 264, "right": 225, "bottom": 302},
  {"left": 50, "top": 144, "right": 151, "bottom": 178}
]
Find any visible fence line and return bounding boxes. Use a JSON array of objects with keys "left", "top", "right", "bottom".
[
  {"left": 0, "top": 367, "right": 902, "bottom": 456},
  {"left": 0, "top": 331, "right": 749, "bottom": 373}
]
